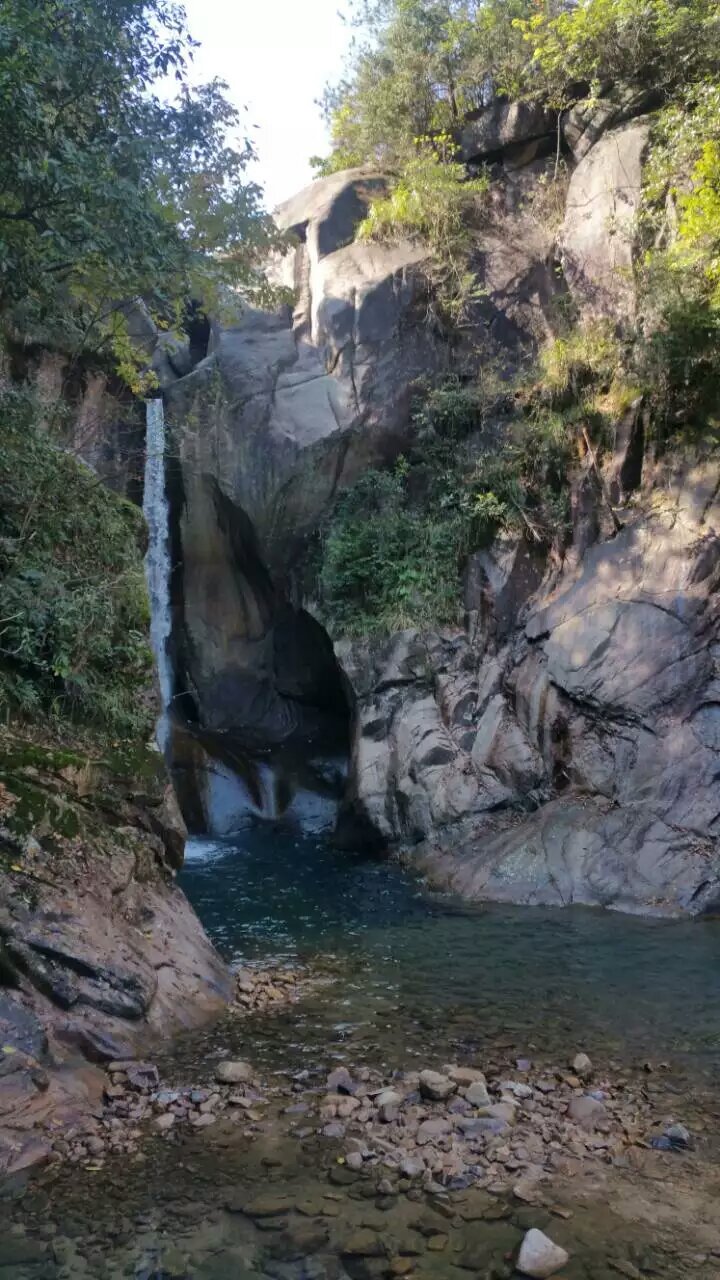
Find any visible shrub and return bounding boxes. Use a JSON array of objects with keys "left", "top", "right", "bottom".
[
  {"left": 320, "top": 464, "right": 468, "bottom": 636},
  {"left": 538, "top": 322, "right": 621, "bottom": 400},
  {"left": 0, "top": 385, "right": 153, "bottom": 738},
  {"left": 319, "top": 384, "right": 574, "bottom": 637},
  {"left": 356, "top": 137, "right": 490, "bottom": 324}
]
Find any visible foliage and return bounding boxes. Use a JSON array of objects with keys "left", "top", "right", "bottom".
[
  {"left": 515, "top": 0, "right": 720, "bottom": 107},
  {"left": 0, "top": 0, "right": 282, "bottom": 374},
  {"left": 319, "top": 382, "right": 573, "bottom": 636},
  {"left": 357, "top": 136, "right": 489, "bottom": 321},
  {"left": 320, "top": 463, "right": 468, "bottom": 635},
  {"left": 538, "top": 321, "right": 621, "bottom": 399},
  {"left": 0, "top": 385, "right": 154, "bottom": 738},
  {"left": 636, "top": 78, "right": 720, "bottom": 425},
  {"left": 316, "top": 0, "right": 537, "bottom": 170}
]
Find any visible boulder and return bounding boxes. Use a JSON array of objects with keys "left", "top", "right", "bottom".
[
  {"left": 563, "top": 81, "right": 662, "bottom": 161},
  {"left": 559, "top": 119, "right": 650, "bottom": 319},
  {"left": 460, "top": 100, "right": 554, "bottom": 163}
]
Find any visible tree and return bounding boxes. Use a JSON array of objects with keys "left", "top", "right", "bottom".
[{"left": 0, "top": 0, "right": 281, "bottom": 367}]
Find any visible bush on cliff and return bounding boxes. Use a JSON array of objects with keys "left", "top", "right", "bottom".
[
  {"left": 0, "top": 386, "right": 153, "bottom": 737},
  {"left": 319, "top": 384, "right": 573, "bottom": 636}
]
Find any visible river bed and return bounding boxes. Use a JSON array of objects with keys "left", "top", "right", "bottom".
[{"left": 3, "top": 827, "right": 720, "bottom": 1279}]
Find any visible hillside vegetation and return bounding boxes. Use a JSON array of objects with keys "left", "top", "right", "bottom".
[
  {"left": 317, "top": 0, "right": 720, "bottom": 636},
  {"left": 0, "top": 0, "right": 279, "bottom": 740}
]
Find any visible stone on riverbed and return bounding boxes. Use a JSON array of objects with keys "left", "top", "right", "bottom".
[
  {"left": 465, "top": 1080, "right": 491, "bottom": 1107},
  {"left": 419, "top": 1070, "right": 456, "bottom": 1101},
  {"left": 571, "top": 1052, "right": 593, "bottom": 1079},
  {"left": 567, "top": 1095, "right": 608, "bottom": 1131},
  {"left": 242, "top": 1194, "right": 295, "bottom": 1218},
  {"left": 215, "top": 1060, "right": 254, "bottom": 1085},
  {"left": 517, "top": 1228, "right": 569, "bottom": 1277}
]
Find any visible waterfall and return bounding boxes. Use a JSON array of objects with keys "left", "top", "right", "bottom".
[{"left": 143, "top": 398, "right": 173, "bottom": 753}]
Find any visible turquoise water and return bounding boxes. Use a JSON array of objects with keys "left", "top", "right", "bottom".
[{"left": 181, "top": 829, "right": 720, "bottom": 1074}]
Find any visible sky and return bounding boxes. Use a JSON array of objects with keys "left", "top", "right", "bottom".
[{"left": 182, "top": 0, "right": 354, "bottom": 210}]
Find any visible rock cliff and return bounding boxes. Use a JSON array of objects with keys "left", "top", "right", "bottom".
[
  {"left": 156, "top": 88, "right": 718, "bottom": 913},
  {"left": 0, "top": 733, "right": 231, "bottom": 1179},
  {"left": 339, "top": 455, "right": 720, "bottom": 916}
]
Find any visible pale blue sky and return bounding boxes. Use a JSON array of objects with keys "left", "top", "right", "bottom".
[{"left": 182, "top": 0, "right": 354, "bottom": 209}]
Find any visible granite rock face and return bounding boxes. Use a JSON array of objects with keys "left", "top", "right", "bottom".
[
  {"left": 559, "top": 118, "right": 649, "bottom": 319},
  {"left": 0, "top": 735, "right": 231, "bottom": 1178},
  {"left": 340, "top": 460, "right": 720, "bottom": 917},
  {"left": 165, "top": 169, "right": 442, "bottom": 741},
  {"left": 163, "top": 161, "right": 568, "bottom": 744}
]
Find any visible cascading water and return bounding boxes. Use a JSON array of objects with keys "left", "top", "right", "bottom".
[{"left": 143, "top": 398, "right": 173, "bottom": 753}]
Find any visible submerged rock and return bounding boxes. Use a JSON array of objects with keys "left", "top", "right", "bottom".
[{"left": 517, "top": 1228, "right": 569, "bottom": 1278}]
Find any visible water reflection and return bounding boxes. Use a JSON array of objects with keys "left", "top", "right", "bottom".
[{"left": 181, "top": 830, "right": 720, "bottom": 1072}]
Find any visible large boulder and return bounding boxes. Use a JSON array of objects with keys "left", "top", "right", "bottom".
[
  {"left": 559, "top": 118, "right": 650, "bottom": 319},
  {"left": 460, "top": 100, "right": 555, "bottom": 164},
  {"left": 563, "top": 82, "right": 662, "bottom": 161}
]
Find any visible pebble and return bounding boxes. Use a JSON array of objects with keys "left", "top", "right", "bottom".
[
  {"left": 327, "top": 1066, "right": 355, "bottom": 1094},
  {"left": 517, "top": 1227, "right": 569, "bottom": 1278},
  {"left": 153, "top": 1114, "right": 175, "bottom": 1133},
  {"left": 448, "top": 1066, "right": 487, "bottom": 1087},
  {"left": 416, "top": 1118, "right": 452, "bottom": 1146}
]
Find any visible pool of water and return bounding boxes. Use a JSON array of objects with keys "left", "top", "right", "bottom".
[
  {"left": 180, "top": 828, "right": 720, "bottom": 1075},
  {"left": 5, "top": 825, "right": 720, "bottom": 1280}
]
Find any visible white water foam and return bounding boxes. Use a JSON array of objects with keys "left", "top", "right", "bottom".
[{"left": 143, "top": 398, "right": 173, "bottom": 753}]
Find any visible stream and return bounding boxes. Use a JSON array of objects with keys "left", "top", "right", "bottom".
[{"left": 3, "top": 827, "right": 720, "bottom": 1279}]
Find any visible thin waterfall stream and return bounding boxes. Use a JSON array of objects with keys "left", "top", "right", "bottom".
[{"left": 143, "top": 397, "right": 174, "bottom": 753}]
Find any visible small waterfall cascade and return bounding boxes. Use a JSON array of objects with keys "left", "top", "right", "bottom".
[{"left": 143, "top": 398, "right": 173, "bottom": 753}]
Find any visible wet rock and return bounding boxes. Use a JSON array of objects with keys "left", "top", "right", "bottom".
[
  {"left": 517, "top": 1228, "right": 569, "bottom": 1278},
  {"left": 243, "top": 1195, "right": 295, "bottom": 1218},
  {"left": 271, "top": 1222, "right": 330, "bottom": 1260},
  {"left": 426, "top": 1234, "right": 448, "bottom": 1251},
  {"left": 215, "top": 1059, "right": 254, "bottom": 1085},
  {"left": 571, "top": 1052, "right": 593, "bottom": 1079},
  {"left": 388, "top": 1259, "right": 414, "bottom": 1276},
  {"left": 0, "top": 1238, "right": 47, "bottom": 1266},
  {"left": 341, "top": 1230, "right": 386, "bottom": 1257},
  {"left": 665, "top": 1122, "right": 691, "bottom": 1149},
  {"left": 567, "top": 1095, "right": 608, "bottom": 1131},
  {"left": 399, "top": 1155, "right": 425, "bottom": 1178},
  {"left": 327, "top": 1066, "right": 356, "bottom": 1095},
  {"left": 465, "top": 1080, "right": 491, "bottom": 1107},
  {"left": 418, "top": 1070, "right": 456, "bottom": 1102}
]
